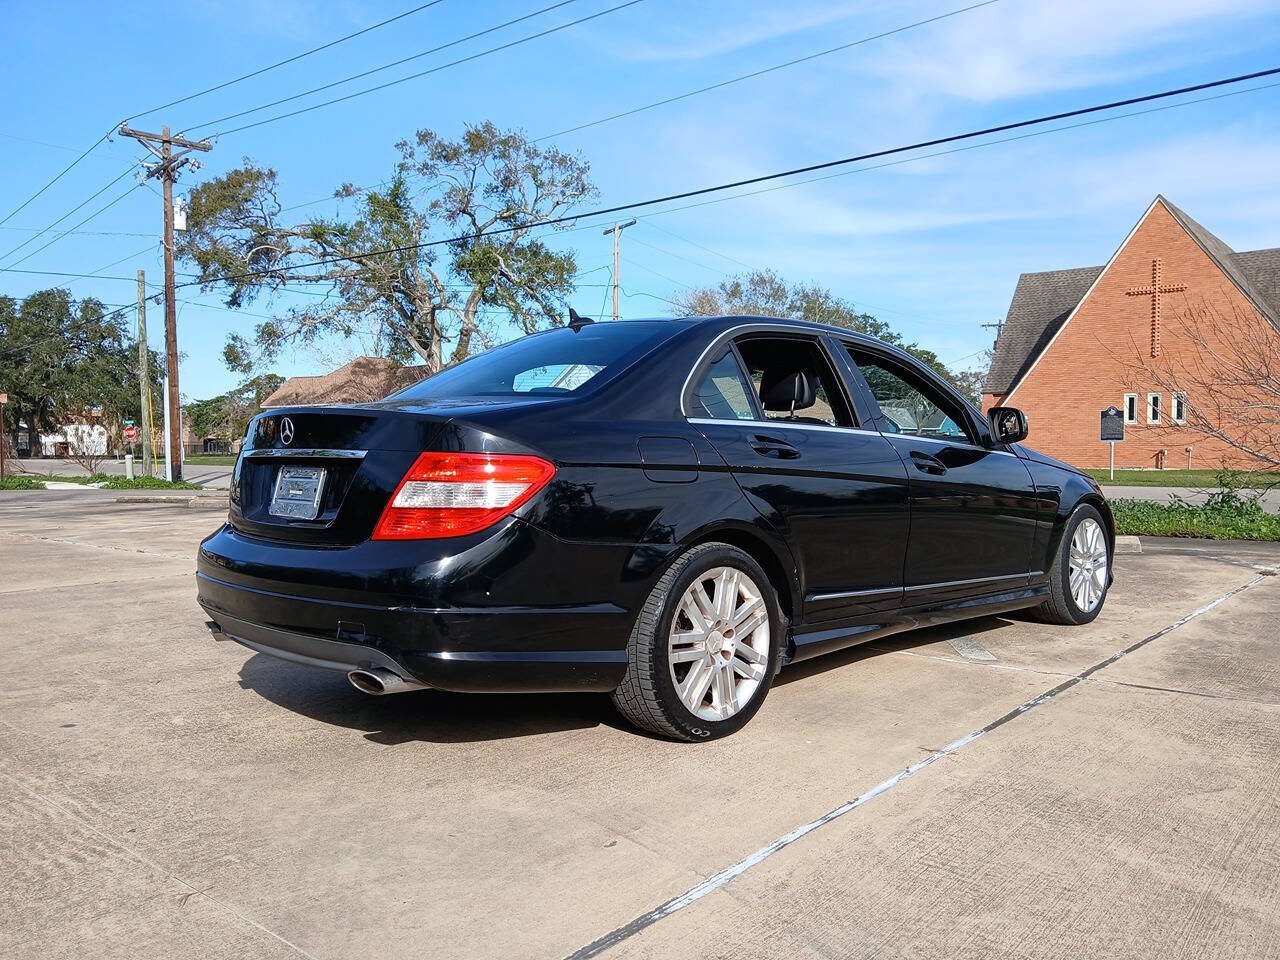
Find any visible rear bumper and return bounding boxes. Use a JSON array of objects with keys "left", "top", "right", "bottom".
[{"left": 195, "top": 522, "right": 636, "bottom": 693}]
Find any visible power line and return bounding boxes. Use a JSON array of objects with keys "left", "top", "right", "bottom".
[
  {"left": 536, "top": 0, "right": 1000, "bottom": 141},
  {"left": 129, "top": 0, "right": 452, "bottom": 120},
  {"left": 184, "top": 0, "right": 580, "bottom": 134},
  {"left": 0, "top": 126, "right": 119, "bottom": 228},
  {"left": 208, "top": 0, "right": 647, "bottom": 137},
  {"left": 8, "top": 69, "right": 1278, "bottom": 360},
  {"left": 0, "top": 170, "right": 143, "bottom": 269},
  {"left": 184, "top": 66, "right": 1280, "bottom": 288}
]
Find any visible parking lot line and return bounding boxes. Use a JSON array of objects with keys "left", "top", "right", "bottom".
[{"left": 565, "top": 573, "right": 1267, "bottom": 960}]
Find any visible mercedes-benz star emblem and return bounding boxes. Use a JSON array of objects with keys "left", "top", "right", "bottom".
[{"left": 280, "top": 417, "right": 295, "bottom": 446}]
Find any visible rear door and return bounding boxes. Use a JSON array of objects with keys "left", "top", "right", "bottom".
[
  {"left": 841, "top": 345, "right": 1039, "bottom": 604},
  {"left": 687, "top": 332, "right": 909, "bottom": 622}
]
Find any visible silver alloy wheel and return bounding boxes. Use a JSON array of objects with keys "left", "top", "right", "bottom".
[
  {"left": 1068, "top": 517, "right": 1109, "bottom": 613},
  {"left": 668, "top": 566, "right": 771, "bottom": 722}
]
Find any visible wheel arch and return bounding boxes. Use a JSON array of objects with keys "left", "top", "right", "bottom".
[{"left": 661, "top": 520, "right": 801, "bottom": 626}]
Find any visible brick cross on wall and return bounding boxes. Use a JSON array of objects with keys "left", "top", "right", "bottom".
[{"left": 1126, "top": 258, "right": 1187, "bottom": 358}]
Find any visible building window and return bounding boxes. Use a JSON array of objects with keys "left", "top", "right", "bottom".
[
  {"left": 1173, "top": 391, "right": 1187, "bottom": 424},
  {"left": 1148, "top": 392, "right": 1161, "bottom": 424},
  {"left": 1123, "top": 393, "right": 1138, "bottom": 424}
]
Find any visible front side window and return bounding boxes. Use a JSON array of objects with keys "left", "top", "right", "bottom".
[
  {"left": 848, "top": 349, "right": 972, "bottom": 442},
  {"left": 735, "top": 337, "right": 853, "bottom": 427},
  {"left": 1124, "top": 393, "right": 1138, "bottom": 424},
  {"left": 690, "top": 349, "right": 757, "bottom": 420},
  {"left": 1173, "top": 391, "right": 1187, "bottom": 424},
  {"left": 1148, "top": 392, "right": 1162, "bottom": 424}
]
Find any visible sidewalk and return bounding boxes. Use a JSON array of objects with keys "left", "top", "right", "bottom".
[{"left": 1100, "top": 484, "right": 1280, "bottom": 513}]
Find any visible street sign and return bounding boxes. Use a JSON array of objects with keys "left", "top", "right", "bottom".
[
  {"left": 1100, "top": 406, "right": 1125, "bottom": 442},
  {"left": 124, "top": 426, "right": 137, "bottom": 442},
  {"left": 123, "top": 418, "right": 135, "bottom": 427},
  {"left": 1100, "top": 406, "right": 1124, "bottom": 481}
]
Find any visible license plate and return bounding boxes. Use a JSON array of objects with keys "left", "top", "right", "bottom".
[{"left": 269, "top": 465, "right": 326, "bottom": 520}]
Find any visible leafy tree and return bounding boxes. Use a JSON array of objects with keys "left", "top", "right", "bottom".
[
  {"left": 670, "top": 269, "right": 963, "bottom": 385},
  {"left": 0, "top": 289, "right": 158, "bottom": 456},
  {"left": 178, "top": 122, "right": 597, "bottom": 374},
  {"left": 185, "top": 373, "right": 285, "bottom": 442}
]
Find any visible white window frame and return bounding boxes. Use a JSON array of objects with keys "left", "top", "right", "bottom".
[
  {"left": 1123, "top": 393, "right": 1138, "bottom": 424},
  {"left": 1172, "top": 391, "right": 1187, "bottom": 424},
  {"left": 1147, "top": 392, "right": 1162, "bottom": 424}
]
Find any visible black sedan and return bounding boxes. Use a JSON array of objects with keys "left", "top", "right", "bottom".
[{"left": 198, "top": 316, "right": 1114, "bottom": 741}]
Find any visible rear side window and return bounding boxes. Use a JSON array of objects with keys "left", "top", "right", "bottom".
[
  {"left": 691, "top": 349, "right": 757, "bottom": 420},
  {"left": 394, "top": 322, "right": 678, "bottom": 400},
  {"left": 736, "top": 337, "right": 853, "bottom": 427}
]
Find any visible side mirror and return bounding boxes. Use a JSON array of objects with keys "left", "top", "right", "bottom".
[{"left": 988, "top": 406, "right": 1028, "bottom": 445}]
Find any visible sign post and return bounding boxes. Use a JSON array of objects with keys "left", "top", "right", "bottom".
[{"left": 1100, "top": 406, "right": 1125, "bottom": 481}]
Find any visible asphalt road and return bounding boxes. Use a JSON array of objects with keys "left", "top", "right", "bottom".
[{"left": 2, "top": 499, "right": 1278, "bottom": 959}]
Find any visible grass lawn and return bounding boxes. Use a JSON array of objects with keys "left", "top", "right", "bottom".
[
  {"left": 184, "top": 455, "right": 238, "bottom": 466},
  {"left": 1, "top": 473, "right": 201, "bottom": 491},
  {"left": 1088, "top": 468, "right": 1280, "bottom": 487}
]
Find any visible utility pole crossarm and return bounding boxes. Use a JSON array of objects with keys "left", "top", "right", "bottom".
[{"left": 117, "top": 123, "right": 213, "bottom": 481}]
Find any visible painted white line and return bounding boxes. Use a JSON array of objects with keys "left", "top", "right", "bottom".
[
  {"left": 947, "top": 633, "right": 998, "bottom": 662},
  {"left": 567, "top": 573, "right": 1266, "bottom": 960}
]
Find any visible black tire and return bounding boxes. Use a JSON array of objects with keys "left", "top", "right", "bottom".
[
  {"left": 611, "top": 542, "right": 783, "bottom": 742},
  {"left": 1035, "top": 504, "right": 1111, "bottom": 625}
]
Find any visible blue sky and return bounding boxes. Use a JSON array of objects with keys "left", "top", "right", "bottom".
[{"left": 3, "top": 0, "right": 1279, "bottom": 401}]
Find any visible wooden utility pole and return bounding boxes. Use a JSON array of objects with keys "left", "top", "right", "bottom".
[
  {"left": 118, "top": 124, "right": 211, "bottom": 481},
  {"left": 136, "top": 270, "right": 153, "bottom": 476},
  {"left": 602, "top": 219, "right": 636, "bottom": 322},
  {"left": 0, "top": 392, "right": 8, "bottom": 482}
]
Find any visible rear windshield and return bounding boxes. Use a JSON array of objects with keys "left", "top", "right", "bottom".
[{"left": 394, "top": 321, "right": 679, "bottom": 399}]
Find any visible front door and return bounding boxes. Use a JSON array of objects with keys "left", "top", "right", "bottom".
[
  {"left": 688, "top": 335, "right": 910, "bottom": 622},
  {"left": 844, "top": 346, "right": 1039, "bottom": 604}
]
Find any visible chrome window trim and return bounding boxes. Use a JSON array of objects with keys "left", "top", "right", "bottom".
[
  {"left": 680, "top": 323, "right": 1019, "bottom": 457},
  {"left": 687, "top": 417, "right": 884, "bottom": 439},
  {"left": 242, "top": 448, "right": 368, "bottom": 460}
]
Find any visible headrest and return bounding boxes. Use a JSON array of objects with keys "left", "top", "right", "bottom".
[{"left": 760, "top": 369, "right": 816, "bottom": 412}]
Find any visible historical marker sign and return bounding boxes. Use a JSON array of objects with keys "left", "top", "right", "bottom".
[{"left": 1100, "top": 406, "right": 1125, "bottom": 442}]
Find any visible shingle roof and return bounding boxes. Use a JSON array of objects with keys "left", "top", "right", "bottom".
[
  {"left": 985, "top": 197, "right": 1280, "bottom": 395},
  {"left": 261, "top": 357, "right": 433, "bottom": 407},
  {"left": 984, "top": 265, "right": 1102, "bottom": 394}
]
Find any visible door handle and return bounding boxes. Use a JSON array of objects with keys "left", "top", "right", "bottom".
[
  {"left": 910, "top": 451, "right": 947, "bottom": 475},
  {"left": 749, "top": 434, "right": 800, "bottom": 459}
]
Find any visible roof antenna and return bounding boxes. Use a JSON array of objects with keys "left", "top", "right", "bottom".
[{"left": 568, "top": 307, "right": 594, "bottom": 332}]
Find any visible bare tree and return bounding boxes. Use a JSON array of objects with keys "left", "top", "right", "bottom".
[
  {"left": 1125, "top": 300, "right": 1280, "bottom": 472},
  {"left": 66, "top": 431, "right": 109, "bottom": 476}
]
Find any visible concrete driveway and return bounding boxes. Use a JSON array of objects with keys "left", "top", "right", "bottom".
[{"left": 1, "top": 497, "right": 1277, "bottom": 960}]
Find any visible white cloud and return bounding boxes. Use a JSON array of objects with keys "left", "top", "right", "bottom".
[
  {"left": 615, "top": 2, "right": 891, "bottom": 62},
  {"left": 849, "top": 0, "right": 1279, "bottom": 103}
]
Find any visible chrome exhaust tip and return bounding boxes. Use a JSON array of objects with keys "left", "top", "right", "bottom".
[{"left": 347, "top": 667, "right": 427, "bottom": 696}]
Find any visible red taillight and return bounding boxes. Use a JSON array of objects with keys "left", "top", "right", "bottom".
[{"left": 371, "top": 452, "right": 556, "bottom": 540}]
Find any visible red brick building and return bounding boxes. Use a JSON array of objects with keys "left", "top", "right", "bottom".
[{"left": 983, "top": 196, "right": 1280, "bottom": 469}]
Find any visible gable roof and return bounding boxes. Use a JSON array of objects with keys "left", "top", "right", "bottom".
[
  {"left": 262, "top": 357, "right": 433, "bottom": 408},
  {"left": 986, "top": 196, "right": 1280, "bottom": 396},
  {"left": 985, "top": 265, "right": 1103, "bottom": 394}
]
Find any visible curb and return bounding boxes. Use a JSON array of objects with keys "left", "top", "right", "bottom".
[{"left": 1115, "top": 535, "right": 1142, "bottom": 554}]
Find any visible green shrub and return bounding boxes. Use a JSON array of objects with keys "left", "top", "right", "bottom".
[
  {"left": 1112, "top": 478, "right": 1280, "bottom": 541},
  {"left": 0, "top": 474, "right": 46, "bottom": 490}
]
